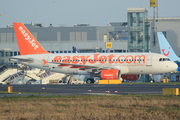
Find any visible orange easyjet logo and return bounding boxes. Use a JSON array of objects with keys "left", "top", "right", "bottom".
[
  {"left": 53, "top": 54, "right": 145, "bottom": 65},
  {"left": 19, "top": 26, "right": 39, "bottom": 50},
  {"left": 104, "top": 74, "right": 113, "bottom": 76}
]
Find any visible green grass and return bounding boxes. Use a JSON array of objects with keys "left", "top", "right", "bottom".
[
  {"left": 0, "top": 93, "right": 180, "bottom": 100},
  {"left": 0, "top": 91, "right": 27, "bottom": 94},
  {"left": 122, "top": 82, "right": 180, "bottom": 85}
]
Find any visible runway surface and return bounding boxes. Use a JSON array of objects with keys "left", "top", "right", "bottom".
[{"left": 0, "top": 84, "right": 180, "bottom": 96}]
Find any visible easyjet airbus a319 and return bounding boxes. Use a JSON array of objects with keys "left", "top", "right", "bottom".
[{"left": 10, "top": 23, "right": 177, "bottom": 80}]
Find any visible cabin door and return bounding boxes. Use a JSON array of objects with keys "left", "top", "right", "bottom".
[{"left": 146, "top": 55, "right": 152, "bottom": 66}]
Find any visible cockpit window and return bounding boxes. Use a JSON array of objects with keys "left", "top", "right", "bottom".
[
  {"left": 159, "top": 58, "right": 162, "bottom": 61},
  {"left": 166, "top": 58, "right": 170, "bottom": 61},
  {"left": 159, "top": 58, "right": 171, "bottom": 61}
]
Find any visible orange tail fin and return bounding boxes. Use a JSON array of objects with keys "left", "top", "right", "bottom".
[{"left": 13, "top": 23, "right": 49, "bottom": 55}]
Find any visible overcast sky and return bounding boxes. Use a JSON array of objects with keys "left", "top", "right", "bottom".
[{"left": 0, "top": 0, "right": 180, "bottom": 28}]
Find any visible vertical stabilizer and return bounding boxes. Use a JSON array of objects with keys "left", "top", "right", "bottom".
[
  {"left": 157, "top": 32, "right": 180, "bottom": 62},
  {"left": 13, "top": 23, "right": 49, "bottom": 55},
  {"left": 72, "top": 46, "right": 78, "bottom": 53}
]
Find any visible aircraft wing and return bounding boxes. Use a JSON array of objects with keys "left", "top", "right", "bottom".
[
  {"left": 51, "top": 62, "right": 113, "bottom": 70},
  {"left": 51, "top": 61, "right": 129, "bottom": 74}
]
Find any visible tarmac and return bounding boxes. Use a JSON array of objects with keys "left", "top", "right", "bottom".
[{"left": 0, "top": 84, "right": 180, "bottom": 97}]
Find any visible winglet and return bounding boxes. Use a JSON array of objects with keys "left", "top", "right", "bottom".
[
  {"left": 157, "top": 32, "right": 179, "bottom": 62},
  {"left": 13, "top": 23, "right": 49, "bottom": 55}
]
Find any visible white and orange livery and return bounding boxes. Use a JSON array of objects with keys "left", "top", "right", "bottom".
[{"left": 10, "top": 23, "right": 178, "bottom": 80}]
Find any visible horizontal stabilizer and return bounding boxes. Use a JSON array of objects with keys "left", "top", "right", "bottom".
[{"left": 10, "top": 57, "right": 33, "bottom": 63}]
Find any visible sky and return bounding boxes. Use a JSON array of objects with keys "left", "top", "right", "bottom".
[{"left": 0, "top": 0, "right": 180, "bottom": 28}]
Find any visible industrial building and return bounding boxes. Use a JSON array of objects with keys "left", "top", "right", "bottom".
[{"left": 1, "top": 7, "right": 180, "bottom": 82}]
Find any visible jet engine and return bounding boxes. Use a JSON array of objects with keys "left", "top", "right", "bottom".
[{"left": 100, "top": 69, "right": 121, "bottom": 80}]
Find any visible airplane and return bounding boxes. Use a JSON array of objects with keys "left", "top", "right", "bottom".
[
  {"left": 157, "top": 32, "right": 180, "bottom": 71},
  {"left": 10, "top": 23, "right": 178, "bottom": 81}
]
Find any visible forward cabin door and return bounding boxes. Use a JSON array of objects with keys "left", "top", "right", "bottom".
[{"left": 146, "top": 55, "right": 152, "bottom": 66}]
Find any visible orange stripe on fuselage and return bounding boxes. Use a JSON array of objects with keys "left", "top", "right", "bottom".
[
  {"left": 70, "top": 66, "right": 86, "bottom": 68},
  {"left": 58, "top": 64, "right": 71, "bottom": 67}
]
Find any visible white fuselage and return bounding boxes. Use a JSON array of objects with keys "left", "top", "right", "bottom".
[{"left": 11, "top": 52, "right": 178, "bottom": 75}]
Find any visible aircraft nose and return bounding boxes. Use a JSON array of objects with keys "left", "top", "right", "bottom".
[{"left": 172, "top": 62, "right": 178, "bottom": 71}]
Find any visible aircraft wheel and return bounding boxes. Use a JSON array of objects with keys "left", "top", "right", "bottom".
[
  {"left": 86, "top": 79, "right": 92, "bottom": 84},
  {"left": 150, "top": 80, "right": 154, "bottom": 83}
]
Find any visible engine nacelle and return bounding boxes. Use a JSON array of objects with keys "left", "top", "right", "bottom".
[
  {"left": 121, "top": 74, "right": 138, "bottom": 81},
  {"left": 100, "top": 69, "right": 120, "bottom": 80}
]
